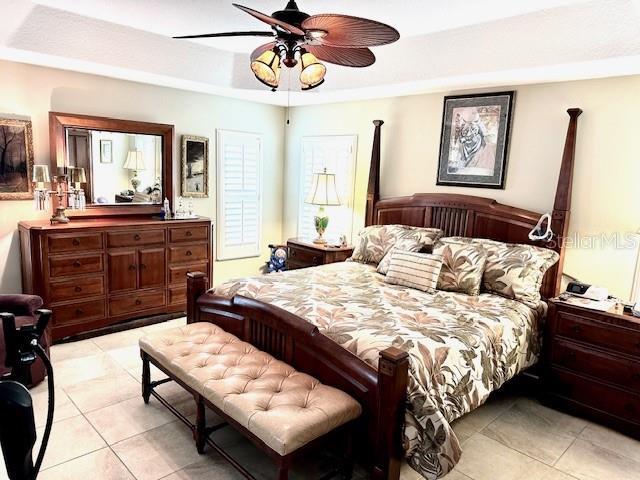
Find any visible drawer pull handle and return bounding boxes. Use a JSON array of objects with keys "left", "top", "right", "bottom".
[
  {"left": 134, "top": 234, "right": 141, "bottom": 241},
  {"left": 129, "top": 264, "right": 136, "bottom": 271},
  {"left": 186, "top": 250, "right": 192, "bottom": 256},
  {"left": 74, "top": 286, "right": 82, "bottom": 293},
  {"left": 571, "top": 325, "right": 582, "bottom": 335},
  {"left": 73, "top": 260, "right": 82, "bottom": 268},
  {"left": 290, "top": 250, "right": 296, "bottom": 257},
  {"left": 75, "top": 308, "right": 83, "bottom": 315},
  {"left": 72, "top": 238, "right": 80, "bottom": 246},
  {"left": 186, "top": 231, "right": 193, "bottom": 237},
  {"left": 135, "top": 299, "right": 142, "bottom": 305},
  {"left": 312, "top": 256, "right": 320, "bottom": 264}
]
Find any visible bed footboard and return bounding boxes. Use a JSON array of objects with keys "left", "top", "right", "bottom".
[{"left": 187, "top": 272, "right": 408, "bottom": 480}]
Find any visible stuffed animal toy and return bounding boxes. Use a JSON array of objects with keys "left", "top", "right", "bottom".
[{"left": 265, "top": 244, "right": 287, "bottom": 273}]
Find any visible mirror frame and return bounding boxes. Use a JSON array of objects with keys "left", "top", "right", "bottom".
[{"left": 49, "top": 111, "right": 174, "bottom": 217}]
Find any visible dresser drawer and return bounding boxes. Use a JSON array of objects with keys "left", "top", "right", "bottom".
[
  {"left": 109, "top": 289, "right": 166, "bottom": 317},
  {"left": 48, "top": 232, "right": 102, "bottom": 253},
  {"left": 169, "top": 226, "right": 208, "bottom": 243},
  {"left": 49, "top": 254, "right": 104, "bottom": 277},
  {"left": 169, "top": 262, "right": 208, "bottom": 285},
  {"left": 288, "top": 247, "right": 322, "bottom": 267},
  {"left": 548, "top": 367, "right": 640, "bottom": 424},
  {"left": 168, "top": 285, "right": 186, "bottom": 306},
  {"left": 52, "top": 300, "right": 105, "bottom": 327},
  {"left": 107, "top": 229, "right": 165, "bottom": 248},
  {"left": 50, "top": 275, "right": 104, "bottom": 303},
  {"left": 552, "top": 339, "right": 640, "bottom": 393},
  {"left": 557, "top": 311, "right": 640, "bottom": 358},
  {"left": 168, "top": 244, "right": 208, "bottom": 263}
]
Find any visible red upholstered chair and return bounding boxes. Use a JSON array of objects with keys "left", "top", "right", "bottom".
[{"left": 0, "top": 295, "right": 52, "bottom": 387}]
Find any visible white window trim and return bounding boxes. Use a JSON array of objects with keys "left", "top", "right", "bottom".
[
  {"left": 216, "top": 129, "right": 263, "bottom": 261},
  {"left": 297, "top": 135, "right": 358, "bottom": 243}
]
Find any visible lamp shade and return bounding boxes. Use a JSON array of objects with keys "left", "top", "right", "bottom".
[
  {"left": 305, "top": 168, "right": 340, "bottom": 206},
  {"left": 251, "top": 49, "right": 281, "bottom": 88},
  {"left": 32, "top": 164, "right": 50, "bottom": 183},
  {"left": 69, "top": 166, "right": 87, "bottom": 184},
  {"left": 123, "top": 150, "right": 145, "bottom": 171},
  {"left": 299, "top": 51, "right": 326, "bottom": 89}
]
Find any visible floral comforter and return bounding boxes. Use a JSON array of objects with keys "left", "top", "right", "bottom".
[{"left": 211, "top": 262, "right": 545, "bottom": 479}]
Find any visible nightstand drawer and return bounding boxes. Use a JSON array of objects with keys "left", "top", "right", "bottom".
[
  {"left": 548, "top": 367, "right": 640, "bottom": 424},
  {"left": 552, "top": 339, "right": 640, "bottom": 393},
  {"left": 288, "top": 247, "right": 322, "bottom": 267},
  {"left": 557, "top": 311, "right": 640, "bottom": 358}
]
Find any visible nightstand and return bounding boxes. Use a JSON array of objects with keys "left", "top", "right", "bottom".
[
  {"left": 286, "top": 238, "right": 353, "bottom": 270},
  {"left": 542, "top": 299, "right": 640, "bottom": 439}
]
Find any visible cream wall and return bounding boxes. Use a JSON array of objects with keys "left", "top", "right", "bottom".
[
  {"left": 0, "top": 60, "right": 285, "bottom": 293},
  {"left": 284, "top": 76, "right": 640, "bottom": 299}
]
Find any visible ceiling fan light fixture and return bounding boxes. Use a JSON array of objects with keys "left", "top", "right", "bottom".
[
  {"left": 250, "top": 48, "right": 281, "bottom": 87},
  {"left": 299, "top": 51, "right": 326, "bottom": 87}
]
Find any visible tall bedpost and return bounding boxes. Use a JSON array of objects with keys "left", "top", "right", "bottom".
[
  {"left": 373, "top": 346, "right": 409, "bottom": 480},
  {"left": 187, "top": 272, "right": 209, "bottom": 324},
  {"left": 366, "top": 120, "right": 384, "bottom": 226},
  {"left": 550, "top": 108, "right": 583, "bottom": 296}
]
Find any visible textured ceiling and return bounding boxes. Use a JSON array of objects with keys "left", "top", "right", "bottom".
[{"left": 2, "top": 0, "right": 640, "bottom": 105}]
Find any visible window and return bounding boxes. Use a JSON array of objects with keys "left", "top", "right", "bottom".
[
  {"left": 216, "top": 130, "right": 262, "bottom": 260},
  {"left": 298, "top": 135, "right": 357, "bottom": 242}
]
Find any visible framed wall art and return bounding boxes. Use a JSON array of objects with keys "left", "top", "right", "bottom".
[
  {"left": 181, "top": 135, "right": 209, "bottom": 198},
  {"left": 436, "top": 91, "right": 514, "bottom": 189},
  {"left": 0, "top": 118, "right": 34, "bottom": 200},
  {"left": 100, "top": 139, "right": 113, "bottom": 163}
]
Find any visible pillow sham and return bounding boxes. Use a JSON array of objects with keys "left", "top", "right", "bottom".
[
  {"left": 351, "top": 224, "right": 442, "bottom": 266},
  {"left": 433, "top": 242, "right": 487, "bottom": 296},
  {"left": 384, "top": 250, "right": 444, "bottom": 292},
  {"left": 438, "top": 236, "right": 560, "bottom": 307}
]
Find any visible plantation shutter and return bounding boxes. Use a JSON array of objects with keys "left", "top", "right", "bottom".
[
  {"left": 298, "top": 135, "right": 357, "bottom": 242},
  {"left": 216, "top": 130, "right": 262, "bottom": 260}
]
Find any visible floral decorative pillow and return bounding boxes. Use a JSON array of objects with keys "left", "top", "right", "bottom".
[
  {"left": 438, "top": 237, "right": 559, "bottom": 307},
  {"left": 352, "top": 225, "right": 442, "bottom": 266},
  {"left": 433, "top": 241, "right": 487, "bottom": 296}
]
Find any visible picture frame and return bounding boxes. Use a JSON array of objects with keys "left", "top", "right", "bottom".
[
  {"left": 0, "top": 118, "right": 34, "bottom": 200},
  {"left": 181, "top": 135, "right": 209, "bottom": 198},
  {"left": 100, "top": 139, "right": 113, "bottom": 163},
  {"left": 436, "top": 91, "right": 514, "bottom": 189}
]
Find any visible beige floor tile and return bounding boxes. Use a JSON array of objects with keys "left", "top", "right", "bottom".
[
  {"left": 160, "top": 454, "right": 241, "bottom": 480},
  {"left": 86, "top": 396, "right": 176, "bottom": 445},
  {"left": 482, "top": 398, "right": 587, "bottom": 465},
  {"left": 579, "top": 422, "right": 640, "bottom": 464},
  {"left": 112, "top": 421, "right": 204, "bottom": 480},
  {"left": 38, "top": 448, "right": 134, "bottom": 480},
  {"left": 127, "top": 362, "right": 169, "bottom": 384},
  {"left": 53, "top": 353, "right": 125, "bottom": 387},
  {"left": 106, "top": 344, "right": 144, "bottom": 370},
  {"left": 63, "top": 372, "right": 140, "bottom": 413},
  {"left": 49, "top": 338, "right": 102, "bottom": 363},
  {"left": 555, "top": 439, "right": 640, "bottom": 480},
  {"left": 36, "top": 415, "right": 106, "bottom": 470},
  {"left": 441, "top": 470, "right": 473, "bottom": 480},
  {"left": 451, "top": 391, "right": 517, "bottom": 444},
  {"left": 143, "top": 318, "right": 186, "bottom": 333},
  {"left": 30, "top": 383, "right": 81, "bottom": 427},
  {"left": 93, "top": 329, "right": 147, "bottom": 351},
  {"left": 456, "top": 433, "right": 569, "bottom": 480}
]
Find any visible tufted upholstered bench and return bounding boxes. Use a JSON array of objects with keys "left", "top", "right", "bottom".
[{"left": 139, "top": 321, "right": 362, "bottom": 480}]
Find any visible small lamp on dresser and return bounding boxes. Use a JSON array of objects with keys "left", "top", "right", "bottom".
[
  {"left": 305, "top": 168, "right": 340, "bottom": 244},
  {"left": 123, "top": 150, "right": 145, "bottom": 192}
]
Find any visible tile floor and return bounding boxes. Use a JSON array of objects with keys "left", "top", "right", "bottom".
[{"left": 2, "top": 317, "right": 640, "bottom": 480}]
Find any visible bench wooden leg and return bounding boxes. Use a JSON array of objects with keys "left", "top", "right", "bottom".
[
  {"left": 342, "top": 426, "right": 355, "bottom": 480},
  {"left": 141, "top": 352, "right": 151, "bottom": 404},
  {"left": 195, "top": 395, "right": 206, "bottom": 454},
  {"left": 277, "top": 457, "right": 290, "bottom": 480}
]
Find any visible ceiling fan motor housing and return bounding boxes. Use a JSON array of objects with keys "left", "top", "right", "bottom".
[{"left": 271, "top": 0, "right": 310, "bottom": 29}]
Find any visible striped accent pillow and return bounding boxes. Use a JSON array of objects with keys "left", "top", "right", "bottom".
[{"left": 384, "top": 251, "right": 444, "bottom": 292}]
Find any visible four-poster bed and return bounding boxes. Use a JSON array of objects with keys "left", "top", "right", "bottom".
[{"left": 186, "top": 108, "right": 582, "bottom": 479}]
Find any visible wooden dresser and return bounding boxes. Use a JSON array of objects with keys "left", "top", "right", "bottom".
[
  {"left": 19, "top": 216, "right": 211, "bottom": 341},
  {"left": 542, "top": 300, "right": 640, "bottom": 439},
  {"left": 286, "top": 238, "right": 353, "bottom": 270}
]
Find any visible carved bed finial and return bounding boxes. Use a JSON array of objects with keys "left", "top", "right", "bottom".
[{"left": 366, "top": 120, "right": 384, "bottom": 226}]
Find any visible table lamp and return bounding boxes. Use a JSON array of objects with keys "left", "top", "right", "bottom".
[
  {"left": 123, "top": 150, "right": 145, "bottom": 191},
  {"left": 304, "top": 168, "right": 340, "bottom": 244}
]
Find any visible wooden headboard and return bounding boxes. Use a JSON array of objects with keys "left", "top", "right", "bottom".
[{"left": 365, "top": 109, "right": 583, "bottom": 299}]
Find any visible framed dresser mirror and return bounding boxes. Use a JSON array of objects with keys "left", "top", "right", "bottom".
[{"left": 49, "top": 112, "right": 173, "bottom": 216}]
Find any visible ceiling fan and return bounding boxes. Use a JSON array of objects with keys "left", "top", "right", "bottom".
[{"left": 173, "top": 1, "right": 400, "bottom": 91}]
